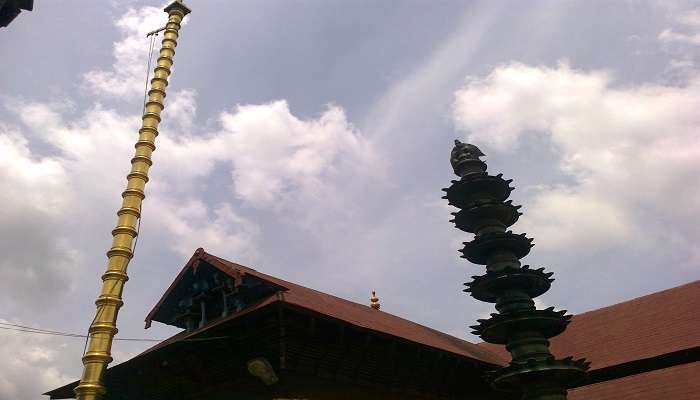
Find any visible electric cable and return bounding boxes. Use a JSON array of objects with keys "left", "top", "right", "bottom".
[{"left": 0, "top": 321, "right": 228, "bottom": 342}]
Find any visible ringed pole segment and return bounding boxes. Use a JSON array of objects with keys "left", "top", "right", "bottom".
[{"left": 74, "top": 2, "right": 191, "bottom": 399}]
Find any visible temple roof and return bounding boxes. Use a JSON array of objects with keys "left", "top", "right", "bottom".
[
  {"left": 569, "top": 361, "right": 700, "bottom": 400},
  {"left": 479, "top": 279, "right": 700, "bottom": 370},
  {"left": 145, "top": 248, "right": 503, "bottom": 365}
]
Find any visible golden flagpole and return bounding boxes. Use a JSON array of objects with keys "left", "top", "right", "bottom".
[{"left": 74, "top": 2, "right": 191, "bottom": 399}]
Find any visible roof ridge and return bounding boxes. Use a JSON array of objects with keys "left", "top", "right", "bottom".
[
  {"left": 572, "top": 279, "right": 700, "bottom": 318},
  {"left": 206, "top": 251, "right": 478, "bottom": 343},
  {"left": 206, "top": 252, "right": 258, "bottom": 272}
]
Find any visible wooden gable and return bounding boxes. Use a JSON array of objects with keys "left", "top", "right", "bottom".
[{"left": 145, "top": 249, "right": 286, "bottom": 331}]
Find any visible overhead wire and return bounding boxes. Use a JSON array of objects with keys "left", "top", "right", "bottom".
[
  {"left": 0, "top": 321, "right": 228, "bottom": 342},
  {"left": 1, "top": 322, "right": 158, "bottom": 342}
]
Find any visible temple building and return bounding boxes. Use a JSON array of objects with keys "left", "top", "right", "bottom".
[{"left": 46, "top": 248, "right": 700, "bottom": 400}]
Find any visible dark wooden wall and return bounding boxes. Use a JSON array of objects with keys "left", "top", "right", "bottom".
[{"left": 50, "top": 302, "right": 511, "bottom": 400}]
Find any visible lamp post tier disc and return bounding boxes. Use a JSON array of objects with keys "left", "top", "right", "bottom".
[
  {"left": 470, "top": 308, "right": 572, "bottom": 344},
  {"left": 464, "top": 266, "right": 554, "bottom": 303},
  {"left": 451, "top": 199, "right": 522, "bottom": 233},
  {"left": 460, "top": 231, "right": 534, "bottom": 265},
  {"left": 490, "top": 357, "right": 591, "bottom": 392},
  {"left": 442, "top": 174, "right": 514, "bottom": 209}
]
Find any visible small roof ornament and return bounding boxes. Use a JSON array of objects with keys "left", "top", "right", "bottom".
[
  {"left": 370, "top": 291, "right": 381, "bottom": 310},
  {"left": 450, "top": 139, "right": 486, "bottom": 177}
]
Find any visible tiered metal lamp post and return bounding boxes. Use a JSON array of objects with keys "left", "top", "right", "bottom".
[{"left": 443, "top": 140, "right": 589, "bottom": 400}]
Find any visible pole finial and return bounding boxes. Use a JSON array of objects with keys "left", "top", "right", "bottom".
[
  {"left": 164, "top": 0, "right": 191, "bottom": 16},
  {"left": 370, "top": 291, "right": 381, "bottom": 310},
  {"left": 450, "top": 140, "right": 486, "bottom": 177}
]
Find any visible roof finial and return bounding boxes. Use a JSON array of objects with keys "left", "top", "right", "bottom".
[{"left": 370, "top": 290, "right": 380, "bottom": 310}]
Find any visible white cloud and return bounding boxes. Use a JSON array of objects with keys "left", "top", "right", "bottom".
[
  {"left": 149, "top": 198, "right": 260, "bottom": 261},
  {"left": 658, "top": 28, "right": 700, "bottom": 45},
  {"left": 454, "top": 62, "right": 610, "bottom": 151},
  {"left": 161, "top": 88, "right": 197, "bottom": 133},
  {"left": 0, "top": 124, "right": 70, "bottom": 214},
  {"left": 1, "top": 90, "right": 378, "bottom": 316},
  {"left": 524, "top": 186, "right": 637, "bottom": 251},
  {"left": 453, "top": 62, "right": 700, "bottom": 255},
  {"left": 658, "top": 8, "right": 700, "bottom": 45},
  {"left": 0, "top": 124, "right": 79, "bottom": 310},
  {"left": 664, "top": 58, "right": 696, "bottom": 82},
  {"left": 148, "top": 97, "right": 382, "bottom": 241},
  {"left": 83, "top": 6, "right": 166, "bottom": 98},
  {"left": 680, "top": 9, "right": 700, "bottom": 27},
  {"left": 2, "top": 68, "right": 378, "bottom": 316},
  {"left": 216, "top": 100, "right": 376, "bottom": 208},
  {"left": 0, "top": 321, "right": 77, "bottom": 399},
  {"left": 2, "top": 93, "right": 264, "bottom": 258}
]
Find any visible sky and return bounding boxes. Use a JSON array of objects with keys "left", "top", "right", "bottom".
[{"left": 1, "top": 0, "right": 699, "bottom": 398}]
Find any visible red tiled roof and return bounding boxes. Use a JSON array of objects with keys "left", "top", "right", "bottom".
[
  {"left": 569, "top": 361, "right": 700, "bottom": 400},
  {"left": 478, "top": 280, "right": 700, "bottom": 369},
  {"left": 145, "top": 249, "right": 504, "bottom": 366}
]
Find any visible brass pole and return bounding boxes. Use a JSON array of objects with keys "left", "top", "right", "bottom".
[{"left": 74, "top": 2, "right": 190, "bottom": 399}]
